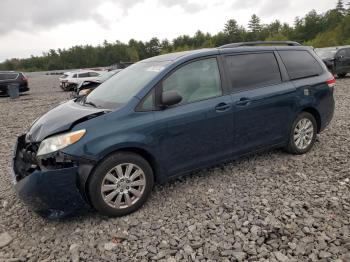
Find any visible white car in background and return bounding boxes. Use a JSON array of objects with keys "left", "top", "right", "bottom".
[{"left": 59, "top": 70, "right": 103, "bottom": 91}]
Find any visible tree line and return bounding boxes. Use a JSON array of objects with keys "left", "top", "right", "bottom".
[{"left": 1, "top": 0, "right": 349, "bottom": 72}]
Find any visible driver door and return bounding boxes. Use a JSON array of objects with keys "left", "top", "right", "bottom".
[{"left": 153, "top": 57, "right": 235, "bottom": 176}]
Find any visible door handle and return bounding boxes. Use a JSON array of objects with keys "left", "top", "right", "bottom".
[
  {"left": 215, "top": 102, "right": 231, "bottom": 112},
  {"left": 236, "top": 98, "right": 251, "bottom": 106}
]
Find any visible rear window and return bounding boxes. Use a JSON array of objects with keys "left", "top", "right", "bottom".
[
  {"left": 337, "top": 49, "right": 347, "bottom": 58},
  {"left": 279, "top": 50, "right": 323, "bottom": 80},
  {"left": 224, "top": 52, "right": 282, "bottom": 91},
  {"left": 0, "top": 73, "right": 18, "bottom": 80}
]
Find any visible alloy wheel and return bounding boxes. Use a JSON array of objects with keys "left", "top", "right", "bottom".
[
  {"left": 293, "top": 118, "right": 314, "bottom": 150},
  {"left": 101, "top": 163, "right": 146, "bottom": 209}
]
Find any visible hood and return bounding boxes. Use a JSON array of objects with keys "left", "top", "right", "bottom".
[{"left": 26, "top": 100, "right": 107, "bottom": 142}]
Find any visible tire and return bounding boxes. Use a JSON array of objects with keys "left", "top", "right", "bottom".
[
  {"left": 337, "top": 73, "right": 347, "bottom": 78},
  {"left": 88, "top": 152, "right": 154, "bottom": 217},
  {"left": 285, "top": 112, "right": 317, "bottom": 155},
  {"left": 61, "top": 84, "right": 71, "bottom": 92}
]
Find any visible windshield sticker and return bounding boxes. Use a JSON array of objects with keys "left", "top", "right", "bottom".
[{"left": 146, "top": 66, "right": 165, "bottom": 72}]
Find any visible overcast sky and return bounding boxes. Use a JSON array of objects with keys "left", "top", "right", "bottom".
[{"left": 0, "top": 0, "right": 336, "bottom": 61}]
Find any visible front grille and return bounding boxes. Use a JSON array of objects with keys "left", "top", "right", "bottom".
[
  {"left": 14, "top": 137, "right": 40, "bottom": 180},
  {"left": 21, "top": 143, "right": 39, "bottom": 165}
]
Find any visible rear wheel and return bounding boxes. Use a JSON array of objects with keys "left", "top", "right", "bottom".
[
  {"left": 88, "top": 152, "right": 154, "bottom": 217},
  {"left": 286, "top": 112, "right": 317, "bottom": 155},
  {"left": 337, "top": 73, "right": 347, "bottom": 78}
]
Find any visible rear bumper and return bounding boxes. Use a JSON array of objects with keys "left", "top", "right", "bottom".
[
  {"left": 12, "top": 135, "right": 93, "bottom": 218},
  {"left": 0, "top": 82, "right": 29, "bottom": 94},
  {"left": 19, "top": 83, "right": 29, "bottom": 93},
  {"left": 320, "top": 93, "right": 335, "bottom": 132}
]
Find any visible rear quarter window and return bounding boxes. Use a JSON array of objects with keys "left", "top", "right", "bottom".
[
  {"left": 279, "top": 50, "right": 323, "bottom": 80},
  {"left": 224, "top": 52, "right": 282, "bottom": 91},
  {"left": 337, "top": 49, "right": 348, "bottom": 58}
]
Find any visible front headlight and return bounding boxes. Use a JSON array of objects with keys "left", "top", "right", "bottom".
[
  {"left": 37, "top": 129, "right": 86, "bottom": 156},
  {"left": 79, "top": 89, "right": 92, "bottom": 96}
]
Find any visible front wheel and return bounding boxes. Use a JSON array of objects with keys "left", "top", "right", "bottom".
[
  {"left": 88, "top": 152, "right": 154, "bottom": 217},
  {"left": 285, "top": 112, "right": 317, "bottom": 155}
]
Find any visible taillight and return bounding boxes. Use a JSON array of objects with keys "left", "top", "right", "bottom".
[
  {"left": 21, "top": 74, "right": 28, "bottom": 81},
  {"left": 327, "top": 77, "right": 336, "bottom": 88}
]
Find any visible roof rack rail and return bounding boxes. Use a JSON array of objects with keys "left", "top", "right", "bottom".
[{"left": 219, "top": 41, "right": 302, "bottom": 48}]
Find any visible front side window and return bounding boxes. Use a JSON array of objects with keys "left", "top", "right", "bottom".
[
  {"left": 138, "top": 89, "right": 155, "bottom": 111},
  {"left": 162, "top": 58, "right": 222, "bottom": 104},
  {"left": 225, "top": 52, "right": 282, "bottom": 91},
  {"left": 279, "top": 50, "right": 323, "bottom": 80}
]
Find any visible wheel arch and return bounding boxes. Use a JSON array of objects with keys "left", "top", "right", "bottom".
[
  {"left": 83, "top": 146, "right": 161, "bottom": 208},
  {"left": 113, "top": 147, "right": 160, "bottom": 180},
  {"left": 300, "top": 107, "right": 321, "bottom": 133}
]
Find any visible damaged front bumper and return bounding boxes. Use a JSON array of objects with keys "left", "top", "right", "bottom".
[{"left": 12, "top": 134, "right": 95, "bottom": 218}]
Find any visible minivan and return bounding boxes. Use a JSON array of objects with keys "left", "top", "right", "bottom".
[
  {"left": 315, "top": 45, "right": 350, "bottom": 78},
  {"left": 12, "top": 41, "right": 335, "bottom": 217}
]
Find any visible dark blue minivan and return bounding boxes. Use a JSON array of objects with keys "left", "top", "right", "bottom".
[{"left": 12, "top": 41, "right": 335, "bottom": 217}]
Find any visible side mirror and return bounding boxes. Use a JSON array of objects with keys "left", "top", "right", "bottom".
[{"left": 161, "top": 90, "right": 182, "bottom": 107}]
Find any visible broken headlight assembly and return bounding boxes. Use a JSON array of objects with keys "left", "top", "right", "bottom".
[{"left": 37, "top": 129, "right": 86, "bottom": 156}]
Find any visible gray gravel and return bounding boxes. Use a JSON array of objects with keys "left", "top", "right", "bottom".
[{"left": 0, "top": 74, "right": 349, "bottom": 261}]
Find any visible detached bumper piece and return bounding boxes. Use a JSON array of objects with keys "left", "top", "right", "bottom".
[{"left": 12, "top": 134, "right": 92, "bottom": 218}]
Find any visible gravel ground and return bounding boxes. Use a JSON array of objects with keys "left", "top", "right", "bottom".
[{"left": 0, "top": 74, "right": 349, "bottom": 262}]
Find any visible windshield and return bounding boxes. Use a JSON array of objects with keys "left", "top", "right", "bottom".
[
  {"left": 315, "top": 48, "right": 337, "bottom": 59},
  {"left": 84, "top": 61, "right": 169, "bottom": 109}
]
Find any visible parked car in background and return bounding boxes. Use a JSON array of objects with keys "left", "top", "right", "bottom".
[
  {"left": 13, "top": 41, "right": 335, "bottom": 217},
  {"left": 73, "top": 69, "right": 122, "bottom": 97},
  {"left": 0, "top": 71, "right": 29, "bottom": 96},
  {"left": 315, "top": 46, "right": 350, "bottom": 78},
  {"left": 59, "top": 70, "right": 102, "bottom": 91}
]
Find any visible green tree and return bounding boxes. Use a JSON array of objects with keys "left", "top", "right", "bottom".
[
  {"left": 127, "top": 47, "right": 139, "bottom": 62},
  {"left": 248, "top": 14, "right": 262, "bottom": 33},
  {"left": 161, "top": 39, "right": 172, "bottom": 54},
  {"left": 223, "top": 19, "right": 245, "bottom": 42},
  {"left": 2, "top": 0, "right": 350, "bottom": 71},
  {"left": 145, "top": 38, "right": 161, "bottom": 57},
  {"left": 248, "top": 14, "right": 262, "bottom": 41},
  {"left": 336, "top": 0, "right": 346, "bottom": 15}
]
